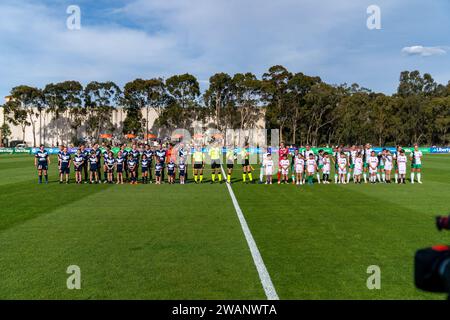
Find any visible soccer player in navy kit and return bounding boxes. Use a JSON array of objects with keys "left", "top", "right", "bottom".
[
  {"left": 167, "top": 160, "right": 176, "bottom": 184},
  {"left": 88, "top": 151, "right": 99, "bottom": 184},
  {"left": 130, "top": 144, "right": 140, "bottom": 181},
  {"left": 57, "top": 145, "right": 64, "bottom": 177},
  {"left": 73, "top": 149, "right": 85, "bottom": 184},
  {"left": 102, "top": 146, "right": 112, "bottom": 183},
  {"left": 120, "top": 144, "right": 129, "bottom": 182},
  {"left": 155, "top": 161, "right": 163, "bottom": 184},
  {"left": 127, "top": 154, "right": 138, "bottom": 184},
  {"left": 59, "top": 146, "right": 71, "bottom": 184},
  {"left": 116, "top": 151, "right": 125, "bottom": 184},
  {"left": 155, "top": 144, "right": 166, "bottom": 183},
  {"left": 178, "top": 157, "right": 187, "bottom": 184},
  {"left": 79, "top": 145, "right": 89, "bottom": 183},
  {"left": 34, "top": 145, "right": 50, "bottom": 184},
  {"left": 92, "top": 144, "right": 102, "bottom": 181},
  {"left": 105, "top": 151, "right": 116, "bottom": 184},
  {"left": 178, "top": 143, "right": 188, "bottom": 181},
  {"left": 143, "top": 144, "right": 154, "bottom": 183},
  {"left": 141, "top": 154, "right": 150, "bottom": 184}
]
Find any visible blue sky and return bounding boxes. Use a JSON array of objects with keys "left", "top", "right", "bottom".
[{"left": 1, "top": 0, "right": 449, "bottom": 100}]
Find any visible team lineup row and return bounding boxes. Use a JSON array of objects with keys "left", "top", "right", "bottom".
[{"left": 32, "top": 143, "right": 424, "bottom": 185}]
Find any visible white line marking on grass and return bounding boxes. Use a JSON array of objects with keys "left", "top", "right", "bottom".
[{"left": 220, "top": 166, "right": 279, "bottom": 300}]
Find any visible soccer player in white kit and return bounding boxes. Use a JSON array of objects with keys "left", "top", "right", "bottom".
[
  {"left": 294, "top": 153, "right": 305, "bottom": 185},
  {"left": 410, "top": 143, "right": 423, "bottom": 184},
  {"left": 263, "top": 153, "right": 274, "bottom": 184},
  {"left": 306, "top": 153, "right": 317, "bottom": 185},
  {"left": 337, "top": 152, "right": 348, "bottom": 184},
  {"left": 353, "top": 152, "right": 364, "bottom": 184},
  {"left": 332, "top": 146, "right": 341, "bottom": 184},
  {"left": 368, "top": 151, "right": 379, "bottom": 184},
  {"left": 347, "top": 145, "right": 358, "bottom": 183},
  {"left": 322, "top": 152, "right": 331, "bottom": 184},
  {"left": 397, "top": 150, "right": 408, "bottom": 184},
  {"left": 363, "top": 143, "right": 373, "bottom": 184},
  {"left": 279, "top": 155, "right": 290, "bottom": 184},
  {"left": 384, "top": 150, "right": 393, "bottom": 183},
  {"left": 259, "top": 148, "right": 268, "bottom": 184}
]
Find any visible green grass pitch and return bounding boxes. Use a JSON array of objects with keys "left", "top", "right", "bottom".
[{"left": 0, "top": 154, "right": 449, "bottom": 299}]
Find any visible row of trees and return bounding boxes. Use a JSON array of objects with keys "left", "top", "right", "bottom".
[{"left": 2, "top": 66, "right": 450, "bottom": 146}]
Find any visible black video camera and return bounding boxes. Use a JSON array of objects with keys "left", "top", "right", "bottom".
[{"left": 415, "top": 215, "right": 450, "bottom": 296}]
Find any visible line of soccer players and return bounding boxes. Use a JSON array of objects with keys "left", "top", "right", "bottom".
[
  {"left": 259, "top": 143, "right": 423, "bottom": 185},
  {"left": 34, "top": 142, "right": 424, "bottom": 185}
]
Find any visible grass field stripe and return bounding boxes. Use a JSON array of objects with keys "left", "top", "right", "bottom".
[{"left": 220, "top": 166, "right": 279, "bottom": 300}]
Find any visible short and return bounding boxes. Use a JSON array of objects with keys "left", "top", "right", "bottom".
[
  {"left": 363, "top": 162, "right": 369, "bottom": 168},
  {"left": 354, "top": 169, "right": 362, "bottom": 175},
  {"left": 227, "top": 163, "right": 234, "bottom": 169},
  {"left": 211, "top": 160, "right": 220, "bottom": 169},
  {"left": 194, "top": 163, "right": 203, "bottom": 170},
  {"left": 378, "top": 165, "right": 385, "bottom": 170},
  {"left": 179, "top": 170, "right": 186, "bottom": 177},
  {"left": 412, "top": 164, "right": 422, "bottom": 169},
  {"left": 242, "top": 159, "right": 249, "bottom": 167},
  {"left": 349, "top": 164, "right": 355, "bottom": 169},
  {"left": 60, "top": 166, "right": 70, "bottom": 174},
  {"left": 318, "top": 164, "right": 324, "bottom": 169},
  {"left": 307, "top": 167, "right": 315, "bottom": 174},
  {"left": 168, "top": 170, "right": 175, "bottom": 177},
  {"left": 369, "top": 167, "right": 377, "bottom": 174},
  {"left": 399, "top": 167, "right": 406, "bottom": 175},
  {"left": 37, "top": 164, "right": 48, "bottom": 171},
  {"left": 384, "top": 164, "right": 392, "bottom": 171},
  {"left": 117, "top": 165, "right": 123, "bottom": 173},
  {"left": 265, "top": 168, "right": 273, "bottom": 176},
  {"left": 281, "top": 168, "right": 289, "bottom": 175},
  {"left": 338, "top": 167, "right": 347, "bottom": 175},
  {"left": 155, "top": 171, "right": 161, "bottom": 177},
  {"left": 107, "top": 167, "right": 114, "bottom": 173},
  {"left": 141, "top": 167, "right": 148, "bottom": 173},
  {"left": 74, "top": 165, "right": 82, "bottom": 172},
  {"left": 90, "top": 164, "right": 98, "bottom": 172},
  {"left": 295, "top": 166, "right": 304, "bottom": 174}
]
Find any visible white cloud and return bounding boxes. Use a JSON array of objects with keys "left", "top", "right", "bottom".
[{"left": 401, "top": 45, "right": 447, "bottom": 57}]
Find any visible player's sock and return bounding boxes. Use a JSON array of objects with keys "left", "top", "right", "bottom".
[
  {"left": 316, "top": 173, "right": 321, "bottom": 183},
  {"left": 227, "top": 174, "right": 231, "bottom": 183},
  {"left": 218, "top": 173, "right": 222, "bottom": 182},
  {"left": 277, "top": 171, "right": 281, "bottom": 182},
  {"left": 260, "top": 168, "right": 264, "bottom": 182},
  {"left": 410, "top": 172, "right": 415, "bottom": 183},
  {"left": 346, "top": 173, "right": 350, "bottom": 183},
  {"left": 382, "top": 173, "right": 386, "bottom": 182},
  {"left": 417, "top": 173, "right": 421, "bottom": 182},
  {"left": 248, "top": 173, "right": 253, "bottom": 181},
  {"left": 363, "top": 173, "right": 367, "bottom": 183},
  {"left": 212, "top": 174, "right": 215, "bottom": 182},
  {"left": 200, "top": 175, "right": 203, "bottom": 182},
  {"left": 45, "top": 175, "right": 48, "bottom": 183},
  {"left": 242, "top": 173, "right": 246, "bottom": 182},
  {"left": 395, "top": 173, "right": 398, "bottom": 183},
  {"left": 104, "top": 172, "right": 107, "bottom": 181},
  {"left": 38, "top": 175, "right": 42, "bottom": 184},
  {"left": 377, "top": 173, "right": 381, "bottom": 182},
  {"left": 334, "top": 174, "right": 338, "bottom": 184},
  {"left": 194, "top": 175, "right": 198, "bottom": 182}
]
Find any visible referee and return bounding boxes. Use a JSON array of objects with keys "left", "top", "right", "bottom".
[
  {"left": 192, "top": 146, "right": 205, "bottom": 183},
  {"left": 209, "top": 142, "right": 222, "bottom": 183}
]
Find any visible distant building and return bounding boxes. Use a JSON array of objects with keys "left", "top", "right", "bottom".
[{"left": 0, "top": 98, "right": 266, "bottom": 147}]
